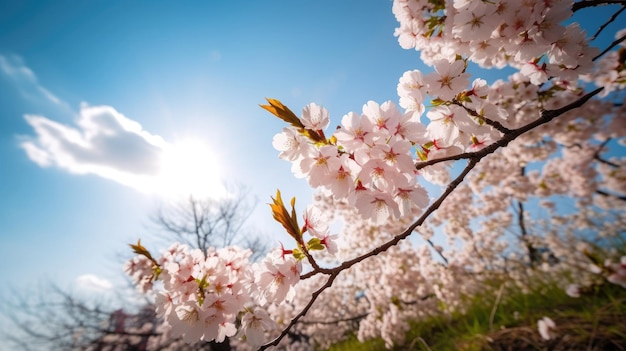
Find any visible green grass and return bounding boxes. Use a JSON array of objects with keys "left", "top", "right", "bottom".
[{"left": 327, "top": 281, "right": 626, "bottom": 351}]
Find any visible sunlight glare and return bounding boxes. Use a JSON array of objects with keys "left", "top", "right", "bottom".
[{"left": 157, "top": 138, "right": 227, "bottom": 199}]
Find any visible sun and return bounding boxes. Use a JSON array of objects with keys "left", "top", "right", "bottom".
[{"left": 157, "top": 138, "right": 227, "bottom": 199}]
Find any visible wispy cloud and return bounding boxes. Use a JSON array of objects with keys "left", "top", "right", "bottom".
[
  {"left": 0, "top": 54, "right": 70, "bottom": 110},
  {"left": 75, "top": 274, "right": 113, "bottom": 291}
]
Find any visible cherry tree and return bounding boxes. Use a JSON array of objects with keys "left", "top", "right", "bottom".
[{"left": 126, "top": 0, "right": 626, "bottom": 349}]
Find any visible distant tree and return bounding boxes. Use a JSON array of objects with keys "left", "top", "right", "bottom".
[{"left": 151, "top": 186, "right": 268, "bottom": 262}]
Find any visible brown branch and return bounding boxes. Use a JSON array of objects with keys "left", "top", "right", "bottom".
[
  {"left": 416, "top": 87, "right": 604, "bottom": 171},
  {"left": 259, "top": 274, "right": 338, "bottom": 350},
  {"left": 595, "top": 156, "right": 620, "bottom": 168},
  {"left": 596, "top": 189, "right": 626, "bottom": 201},
  {"left": 594, "top": 33, "right": 626, "bottom": 61},
  {"left": 594, "top": 138, "right": 621, "bottom": 168},
  {"left": 454, "top": 101, "right": 512, "bottom": 134},
  {"left": 426, "top": 238, "right": 449, "bottom": 265},
  {"left": 262, "top": 160, "right": 479, "bottom": 349},
  {"left": 397, "top": 293, "right": 437, "bottom": 305},
  {"left": 338, "top": 160, "right": 477, "bottom": 272},
  {"left": 101, "top": 329, "right": 161, "bottom": 337},
  {"left": 591, "top": 5, "right": 626, "bottom": 40},
  {"left": 573, "top": 0, "right": 626, "bottom": 12}
]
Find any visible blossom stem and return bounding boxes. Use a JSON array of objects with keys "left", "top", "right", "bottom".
[
  {"left": 454, "top": 101, "right": 512, "bottom": 134},
  {"left": 593, "top": 33, "right": 626, "bottom": 61},
  {"left": 590, "top": 5, "right": 626, "bottom": 40}
]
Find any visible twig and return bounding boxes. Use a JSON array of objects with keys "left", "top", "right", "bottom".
[
  {"left": 591, "top": 5, "right": 626, "bottom": 40},
  {"left": 596, "top": 189, "right": 626, "bottom": 201},
  {"left": 573, "top": 0, "right": 626, "bottom": 12},
  {"left": 259, "top": 274, "right": 338, "bottom": 350},
  {"left": 594, "top": 138, "right": 620, "bottom": 168},
  {"left": 427, "top": 238, "right": 449, "bottom": 265},
  {"left": 593, "top": 33, "right": 626, "bottom": 61},
  {"left": 454, "top": 102, "right": 512, "bottom": 134}
]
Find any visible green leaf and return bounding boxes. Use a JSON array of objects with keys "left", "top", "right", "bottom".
[
  {"left": 292, "top": 248, "right": 305, "bottom": 261},
  {"left": 431, "top": 98, "right": 445, "bottom": 106},
  {"left": 307, "top": 237, "right": 325, "bottom": 251}
]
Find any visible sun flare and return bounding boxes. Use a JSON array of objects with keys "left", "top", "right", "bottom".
[{"left": 157, "top": 138, "right": 227, "bottom": 199}]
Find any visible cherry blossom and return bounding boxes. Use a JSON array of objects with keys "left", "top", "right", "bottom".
[
  {"left": 424, "top": 59, "right": 470, "bottom": 100},
  {"left": 300, "top": 103, "right": 330, "bottom": 131}
]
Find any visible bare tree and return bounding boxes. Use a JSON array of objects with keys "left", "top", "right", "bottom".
[{"left": 151, "top": 185, "right": 269, "bottom": 261}]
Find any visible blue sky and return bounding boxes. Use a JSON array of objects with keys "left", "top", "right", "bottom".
[
  {"left": 0, "top": 0, "right": 622, "bottom": 327},
  {"left": 0, "top": 1, "right": 432, "bottom": 298}
]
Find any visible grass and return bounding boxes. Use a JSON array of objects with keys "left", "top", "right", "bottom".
[{"left": 327, "top": 281, "right": 626, "bottom": 351}]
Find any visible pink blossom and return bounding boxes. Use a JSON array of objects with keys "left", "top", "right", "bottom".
[
  {"left": 424, "top": 59, "right": 470, "bottom": 101},
  {"left": 299, "top": 145, "right": 341, "bottom": 187},
  {"left": 354, "top": 190, "right": 401, "bottom": 223},
  {"left": 301, "top": 102, "right": 330, "bottom": 131},
  {"left": 272, "top": 127, "right": 312, "bottom": 161},
  {"left": 334, "top": 111, "right": 374, "bottom": 153},
  {"left": 303, "top": 204, "right": 330, "bottom": 238},
  {"left": 256, "top": 255, "right": 302, "bottom": 305},
  {"left": 320, "top": 234, "right": 339, "bottom": 254},
  {"left": 240, "top": 308, "right": 276, "bottom": 347}
]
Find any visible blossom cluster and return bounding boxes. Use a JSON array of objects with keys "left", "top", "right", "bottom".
[
  {"left": 124, "top": 243, "right": 293, "bottom": 347},
  {"left": 272, "top": 100, "right": 431, "bottom": 221},
  {"left": 393, "top": 0, "right": 598, "bottom": 84}
]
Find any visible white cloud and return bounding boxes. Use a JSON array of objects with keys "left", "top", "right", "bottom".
[
  {"left": 0, "top": 54, "right": 69, "bottom": 109},
  {"left": 9, "top": 54, "right": 227, "bottom": 199},
  {"left": 21, "top": 105, "right": 169, "bottom": 193},
  {"left": 75, "top": 274, "right": 113, "bottom": 291}
]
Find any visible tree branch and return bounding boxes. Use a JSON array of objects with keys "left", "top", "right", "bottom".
[
  {"left": 594, "top": 138, "right": 621, "bottom": 168},
  {"left": 415, "top": 87, "right": 604, "bottom": 171},
  {"left": 259, "top": 274, "right": 338, "bottom": 349},
  {"left": 591, "top": 5, "right": 626, "bottom": 40},
  {"left": 596, "top": 189, "right": 626, "bottom": 201},
  {"left": 573, "top": 0, "right": 626, "bottom": 12},
  {"left": 454, "top": 101, "right": 512, "bottom": 134},
  {"left": 593, "top": 33, "right": 626, "bottom": 61}
]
